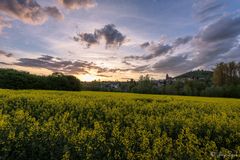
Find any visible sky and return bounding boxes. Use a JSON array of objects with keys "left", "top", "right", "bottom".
[{"left": 0, "top": 0, "right": 240, "bottom": 81}]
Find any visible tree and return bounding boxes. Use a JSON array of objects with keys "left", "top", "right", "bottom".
[
  {"left": 213, "top": 62, "right": 240, "bottom": 86},
  {"left": 0, "top": 69, "right": 81, "bottom": 91},
  {"left": 132, "top": 75, "right": 155, "bottom": 93}
]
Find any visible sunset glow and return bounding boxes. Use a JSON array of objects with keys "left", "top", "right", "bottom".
[
  {"left": 81, "top": 74, "right": 97, "bottom": 82},
  {"left": 0, "top": 0, "right": 240, "bottom": 81}
]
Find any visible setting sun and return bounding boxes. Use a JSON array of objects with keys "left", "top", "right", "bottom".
[{"left": 81, "top": 74, "right": 97, "bottom": 82}]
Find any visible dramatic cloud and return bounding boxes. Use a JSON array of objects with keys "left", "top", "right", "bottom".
[
  {"left": 173, "top": 36, "right": 192, "bottom": 47},
  {"left": 152, "top": 54, "right": 193, "bottom": 74},
  {"left": 15, "top": 55, "right": 92, "bottom": 74},
  {"left": 96, "top": 67, "right": 129, "bottom": 74},
  {"left": 152, "top": 14, "right": 240, "bottom": 74},
  {"left": 74, "top": 33, "right": 99, "bottom": 48},
  {"left": 193, "top": 0, "right": 224, "bottom": 23},
  {"left": 132, "top": 65, "right": 149, "bottom": 72},
  {"left": 96, "top": 24, "right": 126, "bottom": 48},
  {"left": 125, "top": 35, "right": 192, "bottom": 61},
  {"left": 140, "top": 42, "right": 150, "bottom": 49},
  {"left": 125, "top": 13, "right": 240, "bottom": 75},
  {"left": 146, "top": 44, "right": 173, "bottom": 59},
  {"left": 192, "top": 14, "right": 240, "bottom": 65},
  {"left": 197, "top": 15, "right": 240, "bottom": 42},
  {"left": 0, "top": 16, "right": 11, "bottom": 33},
  {"left": 0, "top": 61, "right": 10, "bottom": 65},
  {"left": 74, "top": 24, "right": 127, "bottom": 48},
  {"left": 125, "top": 43, "right": 172, "bottom": 61},
  {"left": 0, "top": 50, "right": 13, "bottom": 57},
  {"left": 44, "top": 7, "right": 64, "bottom": 20},
  {"left": 14, "top": 55, "right": 131, "bottom": 74},
  {"left": 58, "top": 0, "right": 96, "bottom": 10},
  {"left": 0, "top": 0, "right": 63, "bottom": 25},
  {"left": 122, "top": 60, "right": 136, "bottom": 67}
]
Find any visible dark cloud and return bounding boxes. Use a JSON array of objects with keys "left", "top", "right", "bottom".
[
  {"left": 58, "top": 0, "right": 96, "bottom": 10},
  {"left": 126, "top": 36, "right": 192, "bottom": 61},
  {"left": 122, "top": 13, "right": 240, "bottom": 75},
  {"left": 125, "top": 43, "right": 172, "bottom": 60},
  {"left": 44, "top": 6, "right": 64, "bottom": 20},
  {"left": 222, "top": 45, "right": 240, "bottom": 62},
  {"left": 152, "top": 54, "right": 194, "bottom": 74},
  {"left": 14, "top": 55, "right": 131, "bottom": 75},
  {"left": 152, "top": 55, "right": 179, "bottom": 70},
  {"left": 140, "top": 42, "right": 150, "bottom": 49},
  {"left": 74, "top": 33, "right": 99, "bottom": 48},
  {"left": 122, "top": 60, "right": 136, "bottom": 67},
  {"left": 131, "top": 65, "right": 149, "bottom": 72},
  {"left": 0, "top": 50, "right": 13, "bottom": 57},
  {"left": 124, "top": 54, "right": 195, "bottom": 74},
  {"left": 191, "top": 14, "right": 240, "bottom": 65},
  {"left": 15, "top": 55, "right": 93, "bottom": 74},
  {"left": 96, "top": 74, "right": 112, "bottom": 78},
  {"left": 146, "top": 44, "right": 172, "bottom": 59},
  {"left": 38, "top": 55, "right": 54, "bottom": 61},
  {"left": 74, "top": 24, "right": 127, "bottom": 48},
  {"left": 124, "top": 55, "right": 142, "bottom": 61},
  {"left": 197, "top": 15, "right": 240, "bottom": 42},
  {"left": 96, "top": 67, "right": 129, "bottom": 74},
  {"left": 173, "top": 36, "right": 192, "bottom": 47},
  {"left": 152, "top": 14, "right": 240, "bottom": 74},
  {"left": 192, "top": 36, "right": 236, "bottom": 66},
  {"left": 96, "top": 24, "right": 126, "bottom": 48},
  {"left": 193, "top": 0, "right": 224, "bottom": 23},
  {"left": 0, "top": 61, "right": 10, "bottom": 65},
  {"left": 0, "top": 0, "right": 63, "bottom": 25}
]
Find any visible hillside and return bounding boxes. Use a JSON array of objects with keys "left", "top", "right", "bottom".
[{"left": 174, "top": 70, "right": 213, "bottom": 80}]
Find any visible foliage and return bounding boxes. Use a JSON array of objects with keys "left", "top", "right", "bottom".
[
  {"left": 1, "top": 62, "right": 240, "bottom": 98},
  {"left": 0, "top": 69, "right": 81, "bottom": 91},
  {"left": 175, "top": 70, "right": 213, "bottom": 80},
  {"left": 213, "top": 62, "right": 240, "bottom": 86},
  {"left": 131, "top": 75, "right": 156, "bottom": 94},
  {"left": 0, "top": 90, "right": 240, "bottom": 159}
]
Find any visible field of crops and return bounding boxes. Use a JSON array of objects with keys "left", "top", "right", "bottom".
[{"left": 0, "top": 89, "right": 240, "bottom": 159}]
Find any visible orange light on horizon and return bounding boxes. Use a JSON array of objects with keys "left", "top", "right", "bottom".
[{"left": 80, "top": 74, "right": 97, "bottom": 82}]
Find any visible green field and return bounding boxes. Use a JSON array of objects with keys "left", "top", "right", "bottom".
[{"left": 0, "top": 90, "right": 240, "bottom": 159}]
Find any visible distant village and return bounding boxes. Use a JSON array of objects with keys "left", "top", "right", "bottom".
[
  {"left": 97, "top": 74, "right": 176, "bottom": 90},
  {"left": 83, "top": 70, "right": 213, "bottom": 91}
]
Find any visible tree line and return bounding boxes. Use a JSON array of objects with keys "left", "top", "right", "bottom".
[
  {"left": 82, "top": 61, "right": 240, "bottom": 98},
  {"left": 213, "top": 62, "right": 240, "bottom": 86},
  {"left": 0, "top": 69, "right": 81, "bottom": 91},
  {"left": 0, "top": 61, "right": 240, "bottom": 97}
]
